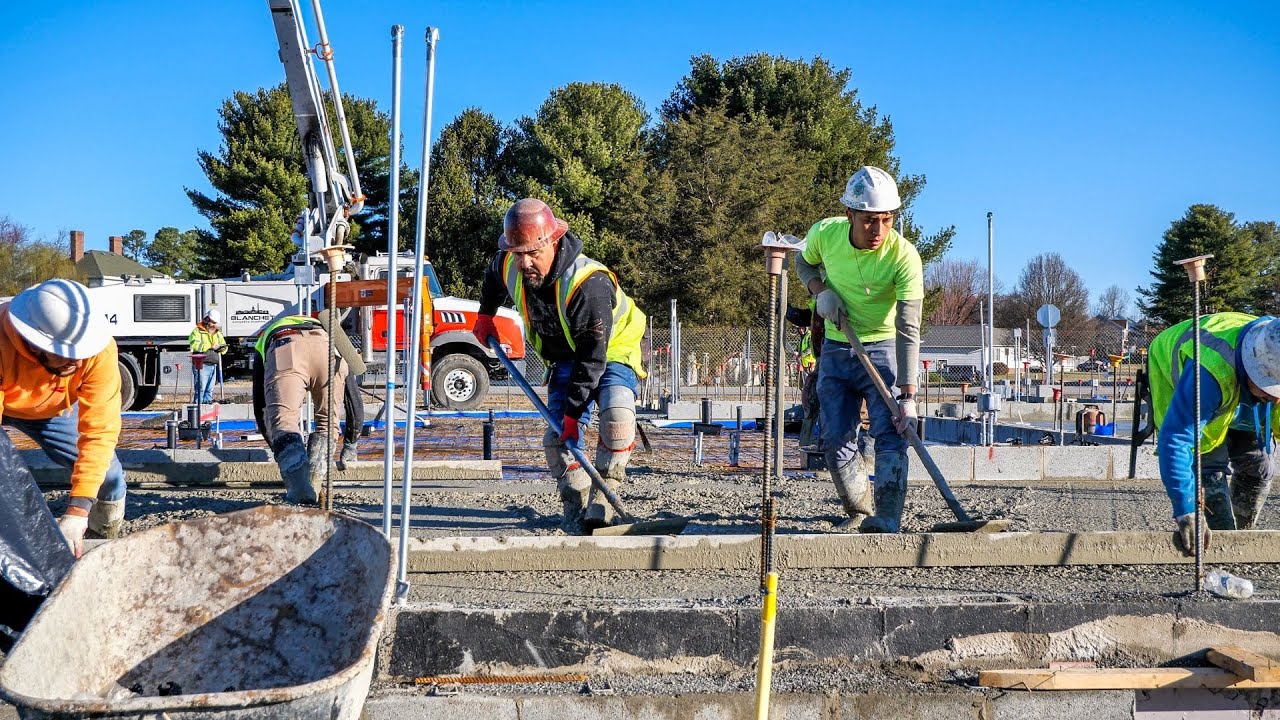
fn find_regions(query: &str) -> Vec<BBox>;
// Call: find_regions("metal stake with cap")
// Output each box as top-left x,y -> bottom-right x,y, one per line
1175,253 -> 1213,592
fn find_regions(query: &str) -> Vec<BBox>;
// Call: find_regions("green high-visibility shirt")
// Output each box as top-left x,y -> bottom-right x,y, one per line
801,217 -> 923,344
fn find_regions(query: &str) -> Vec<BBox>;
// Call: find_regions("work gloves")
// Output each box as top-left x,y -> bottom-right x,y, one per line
559,415 -> 581,447
57,511 -> 88,559
893,395 -> 917,434
473,313 -> 498,347
814,289 -> 845,326
1174,513 -> 1210,556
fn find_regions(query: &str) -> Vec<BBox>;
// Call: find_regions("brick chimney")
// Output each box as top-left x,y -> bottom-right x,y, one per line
70,230 -> 84,263
108,235 -> 123,256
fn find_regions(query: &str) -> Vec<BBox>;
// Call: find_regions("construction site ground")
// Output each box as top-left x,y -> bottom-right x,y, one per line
16,385 -> 1280,718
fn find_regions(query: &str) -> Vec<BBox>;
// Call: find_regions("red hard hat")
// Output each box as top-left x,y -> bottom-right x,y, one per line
499,198 -> 568,253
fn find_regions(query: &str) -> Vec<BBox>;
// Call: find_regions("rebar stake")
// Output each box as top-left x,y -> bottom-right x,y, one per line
1175,253 -> 1213,592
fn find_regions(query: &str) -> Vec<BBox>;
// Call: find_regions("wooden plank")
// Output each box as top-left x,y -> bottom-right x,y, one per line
978,667 -> 1280,690
1207,646 -> 1280,682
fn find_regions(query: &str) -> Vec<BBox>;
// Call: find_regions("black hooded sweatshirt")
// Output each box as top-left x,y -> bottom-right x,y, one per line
479,231 -> 617,419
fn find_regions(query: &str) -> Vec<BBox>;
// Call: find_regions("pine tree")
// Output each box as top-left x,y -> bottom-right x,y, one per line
1137,205 -> 1256,325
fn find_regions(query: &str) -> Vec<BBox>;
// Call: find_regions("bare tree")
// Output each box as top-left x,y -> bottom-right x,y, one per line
0,216 -> 83,296
997,252 -> 1090,339
1094,284 -> 1131,319
926,258 -> 983,325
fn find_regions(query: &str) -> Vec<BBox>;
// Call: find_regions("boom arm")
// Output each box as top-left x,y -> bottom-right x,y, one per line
267,0 -> 364,262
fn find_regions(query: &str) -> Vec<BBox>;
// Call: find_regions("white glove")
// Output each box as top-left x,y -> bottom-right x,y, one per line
814,289 -> 845,325
894,396 -> 917,434
57,513 -> 88,558
1174,513 -> 1209,556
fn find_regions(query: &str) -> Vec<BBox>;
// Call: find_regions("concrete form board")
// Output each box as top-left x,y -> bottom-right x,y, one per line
1178,600 -> 1280,634
1027,600 -> 1181,635
990,690 -> 1133,719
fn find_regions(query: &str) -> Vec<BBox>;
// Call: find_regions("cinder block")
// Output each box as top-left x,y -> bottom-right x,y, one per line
1042,446 -> 1112,480
910,447 -> 973,484
1135,688 -> 1251,718
841,692 -> 986,719
973,446 -> 1042,482
990,689 -> 1133,719
518,696 -> 629,720
364,695 -> 519,720
1112,445 -> 1160,480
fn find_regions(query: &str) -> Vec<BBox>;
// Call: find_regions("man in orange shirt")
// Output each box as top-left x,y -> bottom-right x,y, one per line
0,279 -> 125,556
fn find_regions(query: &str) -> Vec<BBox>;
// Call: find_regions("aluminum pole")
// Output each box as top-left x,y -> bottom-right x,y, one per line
382,24 -> 403,541
397,26 -> 438,602
1192,279 -> 1204,588
986,212 -> 995,446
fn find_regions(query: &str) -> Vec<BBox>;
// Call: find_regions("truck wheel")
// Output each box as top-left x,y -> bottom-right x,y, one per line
118,359 -> 138,411
431,353 -> 488,410
132,384 -> 159,410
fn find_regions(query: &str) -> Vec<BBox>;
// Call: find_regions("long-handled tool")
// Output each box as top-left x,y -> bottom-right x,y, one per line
487,338 -> 688,536
835,316 -> 1009,533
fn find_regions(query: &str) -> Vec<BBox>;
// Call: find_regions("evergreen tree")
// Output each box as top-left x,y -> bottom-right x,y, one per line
1137,204 -> 1256,325
187,84 -> 404,277
122,229 -> 147,261
146,226 -> 202,280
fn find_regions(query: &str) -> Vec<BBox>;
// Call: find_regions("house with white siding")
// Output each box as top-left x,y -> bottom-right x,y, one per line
920,325 -> 1023,379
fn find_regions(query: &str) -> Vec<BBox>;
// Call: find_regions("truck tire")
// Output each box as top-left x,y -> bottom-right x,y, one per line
118,359 -> 138,411
431,353 -> 488,410
132,384 -> 160,410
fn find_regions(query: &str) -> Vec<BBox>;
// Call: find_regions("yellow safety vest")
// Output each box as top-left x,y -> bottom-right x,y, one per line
502,252 -> 647,378
188,324 -> 226,354
254,315 -> 322,358
1148,312 -> 1280,453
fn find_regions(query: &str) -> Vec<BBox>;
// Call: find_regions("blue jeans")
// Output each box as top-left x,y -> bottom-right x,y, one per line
547,361 -> 639,442
3,407 -> 127,502
192,364 -> 217,404
818,339 -> 904,465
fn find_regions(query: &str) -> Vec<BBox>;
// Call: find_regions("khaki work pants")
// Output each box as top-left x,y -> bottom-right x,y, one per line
263,329 -> 348,444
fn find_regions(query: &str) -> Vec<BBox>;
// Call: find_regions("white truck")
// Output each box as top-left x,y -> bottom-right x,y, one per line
88,0 -> 526,411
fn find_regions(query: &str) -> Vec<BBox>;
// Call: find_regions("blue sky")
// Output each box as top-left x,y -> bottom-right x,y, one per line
1,1 -> 1276,315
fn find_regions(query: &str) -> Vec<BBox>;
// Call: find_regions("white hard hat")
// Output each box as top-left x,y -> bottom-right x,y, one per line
8,279 -> 110,360
1241,318 -> 1280,397
204,308 -> 221,324
840,166 -> 902,212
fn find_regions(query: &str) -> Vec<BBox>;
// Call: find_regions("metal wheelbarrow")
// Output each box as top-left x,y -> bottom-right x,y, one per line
0,506 -> 394,719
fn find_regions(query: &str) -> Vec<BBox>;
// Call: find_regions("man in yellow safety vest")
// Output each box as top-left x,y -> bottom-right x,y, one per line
473,199 -> 647,534
1147,312 -> 1279,554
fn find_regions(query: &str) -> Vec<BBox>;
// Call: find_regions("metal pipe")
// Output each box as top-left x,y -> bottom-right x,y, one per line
482,409 -> 494,460
382,24 -> 403,541
986,212 -> 996,446
669,299 -> 679,404
397,26 -> 439,602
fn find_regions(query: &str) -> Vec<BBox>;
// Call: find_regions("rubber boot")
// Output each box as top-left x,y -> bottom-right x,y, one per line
1232,471 -> 1272,531
88,499 -> 126,539
860,452 -> 908,534
582,476 -> 620,532
1202,471 -> 1237,530
557,469 -> 592,535
274,433 -> 316,505
830,453 -> 874,533
335,440 -> 358,472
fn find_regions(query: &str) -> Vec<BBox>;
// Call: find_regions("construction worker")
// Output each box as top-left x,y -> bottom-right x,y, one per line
251,308 -> 361,504
1147,312 -> 1279,554
473,198 -> 647,534
797,166 -> 924,533
188,308 -> 227,404
787,304 -> 821,448
0,279 -> 125,556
